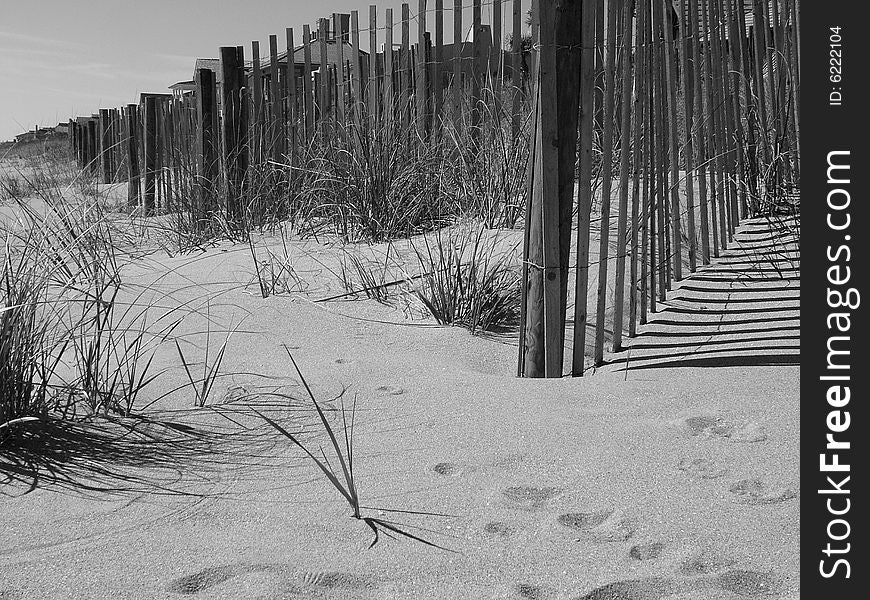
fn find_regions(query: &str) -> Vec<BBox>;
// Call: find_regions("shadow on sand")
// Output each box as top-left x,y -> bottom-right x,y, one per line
607,216 -> 800,372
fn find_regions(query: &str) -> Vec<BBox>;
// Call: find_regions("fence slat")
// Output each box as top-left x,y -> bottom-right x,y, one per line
570,0 -> 598,376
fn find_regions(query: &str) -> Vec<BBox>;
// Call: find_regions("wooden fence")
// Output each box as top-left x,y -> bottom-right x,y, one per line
67,0 -> 800,378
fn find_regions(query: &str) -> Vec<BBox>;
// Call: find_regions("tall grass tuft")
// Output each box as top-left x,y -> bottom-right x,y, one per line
412,226 -> 521,334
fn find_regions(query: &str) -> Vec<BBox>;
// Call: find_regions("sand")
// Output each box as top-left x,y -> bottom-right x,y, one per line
0,212 -> 799,599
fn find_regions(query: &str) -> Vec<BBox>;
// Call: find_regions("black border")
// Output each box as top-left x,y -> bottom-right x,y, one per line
801,2 -> 867,596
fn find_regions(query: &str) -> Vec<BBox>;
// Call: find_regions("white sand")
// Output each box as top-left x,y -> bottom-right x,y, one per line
0,214 -> 799,599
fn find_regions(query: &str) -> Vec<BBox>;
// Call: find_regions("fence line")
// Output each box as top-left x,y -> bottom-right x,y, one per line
68,0 -> 800,378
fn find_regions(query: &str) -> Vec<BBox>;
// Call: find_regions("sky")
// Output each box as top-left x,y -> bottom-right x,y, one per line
0,0 -> 531,142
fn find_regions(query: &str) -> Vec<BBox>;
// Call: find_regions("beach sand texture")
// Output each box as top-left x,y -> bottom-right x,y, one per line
1,216 -> 799,599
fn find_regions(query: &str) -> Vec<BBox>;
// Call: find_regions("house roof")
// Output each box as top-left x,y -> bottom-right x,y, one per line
193,58 -> 223,85
258,39 -> 368,73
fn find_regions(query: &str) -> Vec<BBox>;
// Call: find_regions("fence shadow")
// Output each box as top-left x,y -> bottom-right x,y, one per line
607,217 -> 800,372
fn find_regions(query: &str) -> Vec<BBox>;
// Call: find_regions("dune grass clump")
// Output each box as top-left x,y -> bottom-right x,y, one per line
0,173 -> 23,202
413,226 -> 521,334
1,198 -> 144,434
448,93 -> 531,230
288,120 -> 451,243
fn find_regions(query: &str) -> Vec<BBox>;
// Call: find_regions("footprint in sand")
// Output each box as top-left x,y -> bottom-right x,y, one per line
678,547 -> 738,576
483,521 -> 514,537
375,384 -> 406,396
673,415 -> 768,443
629,542 -> 665,561
433,462 -> 463,476
676,458 -> 728,479
502,486 -> 562,510
515,583 -> 546,599
577,576 -> 685,600
728,478 -> 797,505
711,569 -> 781,597
167,565 -> 269,594
577,569 -> 782,600
557,509 -> 635,542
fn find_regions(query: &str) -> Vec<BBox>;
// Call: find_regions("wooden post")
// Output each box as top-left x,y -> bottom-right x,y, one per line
434,0 -> 444,131
334,14 -> 347,133
511,0 -> 522,140
155,99 -> 166,211
662,0 -> 683,282
126,104 -> 140,209
713,0 -> 737,239
251,41 -> 264,166
700,0 -> 721,257
416,0 -> 429,141
689,0 -> 710,265
81,117 -> 89,170
113,108 -> 123,181
470,0 -> 482,145
269,34 -> 283,161
677,0 -> 697,272
401,3 -> 411,134
319,18 -> 330,140
491,0 -> 502,122
571,0 -> 598,375
645,22 -> 657,317
593,0 -> 604,136
519,0 -> 562,378
723,0 -> 748,218
99,108 -> 112,183
368,7 -> 379,127
220,45 -> 248,227
287,27 -> 298,164
705,0 -> 728,250
349,13 -> 362,130
385,8 -> 395,128
650,3 -> 668,300
303,25 -> 315,140
142,96 -> 157,215
785,0 -> 800,177
195,67 -> 218,208
452,0 -> 462,134
611,0 -> 635,352
736,0 -> 759,206
555,0 -> 584,354
592,0 -> 621,366
751,0 -> 772,172
628,0 -> 648,338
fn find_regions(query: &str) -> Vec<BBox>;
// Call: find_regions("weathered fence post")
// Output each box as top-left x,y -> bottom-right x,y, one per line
195,68 -> 218,209
570,0 -> 598,376
520,0 -> 583,379
142,95 -> 157,215
98,109 -> 111,183
220,45 -> 248,228
592,0 -> 620,366
126,104 -> 141,209
611,0 -> 635,352
511,0 -> 523,141
303,24 -> 315,140
269,34 -> 283,162
416,0 -> 429,141
452,0 -> 462,135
